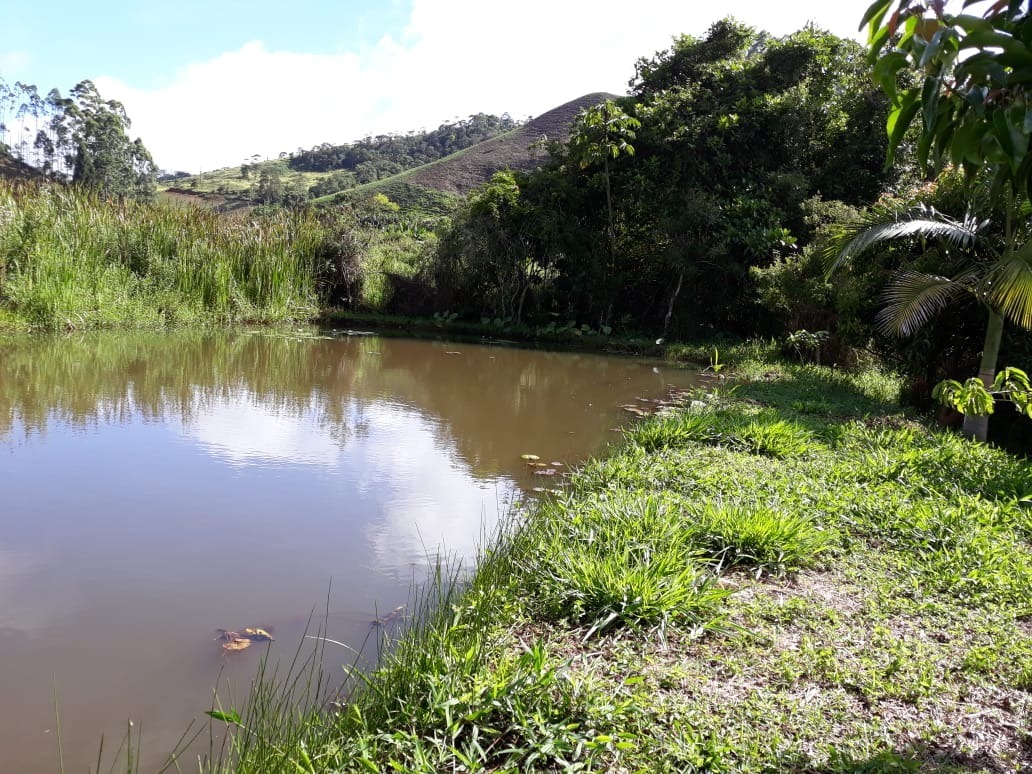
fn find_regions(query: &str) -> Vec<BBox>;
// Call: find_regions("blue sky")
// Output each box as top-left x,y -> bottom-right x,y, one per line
1,0 -> 877,171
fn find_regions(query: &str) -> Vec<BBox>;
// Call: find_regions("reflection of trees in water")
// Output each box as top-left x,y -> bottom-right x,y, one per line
0,331 -> 365,442
0,331 -> 687,477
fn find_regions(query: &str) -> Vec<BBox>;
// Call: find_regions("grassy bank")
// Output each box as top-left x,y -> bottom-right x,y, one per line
207,350 -> 1031,773
0,183 -> 325,331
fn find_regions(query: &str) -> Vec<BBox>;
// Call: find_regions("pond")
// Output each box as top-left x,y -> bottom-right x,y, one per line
0,329 -> 702,771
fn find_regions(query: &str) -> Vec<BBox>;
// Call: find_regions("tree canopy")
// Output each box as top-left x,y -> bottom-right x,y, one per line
0,77 -> 156,200
428,19 -> 896,335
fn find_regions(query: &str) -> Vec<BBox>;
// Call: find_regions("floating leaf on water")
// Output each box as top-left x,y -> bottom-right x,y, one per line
445,351 -> 462,355
242,627 -> 274,642
534,468 -> 558,476
216,626 -> 274,646
520,453 -> 541,461
550,462 -> 564,467
528,461 -> 548,468
221,637 -> 252,653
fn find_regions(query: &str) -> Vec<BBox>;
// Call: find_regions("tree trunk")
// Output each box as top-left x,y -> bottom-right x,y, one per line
662,269 -> 685,337
603,156 -> 615,263
514,280 -> 529,326
962,309 -> 1005,442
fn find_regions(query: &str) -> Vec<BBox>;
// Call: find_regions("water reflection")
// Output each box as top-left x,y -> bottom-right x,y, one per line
0,329 -> 699,773
183,386 -> 347,468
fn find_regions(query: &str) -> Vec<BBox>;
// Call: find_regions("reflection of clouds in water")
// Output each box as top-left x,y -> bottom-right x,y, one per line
177,386 -> 518,572
0,548 -> 70,633
181,387 -> 344,468
350,404 -> 518,573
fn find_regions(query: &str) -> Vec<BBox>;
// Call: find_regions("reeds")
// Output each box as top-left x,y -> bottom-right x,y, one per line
0,183 -> 329,329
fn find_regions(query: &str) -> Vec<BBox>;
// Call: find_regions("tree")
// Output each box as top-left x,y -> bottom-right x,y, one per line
568,99 -> 641,277
859,0 -> 1032,440
48,80 -> 157,199
255,168 -> 284,204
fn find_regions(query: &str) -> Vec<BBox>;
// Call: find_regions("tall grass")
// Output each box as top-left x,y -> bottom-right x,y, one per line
0,183 -> 333,329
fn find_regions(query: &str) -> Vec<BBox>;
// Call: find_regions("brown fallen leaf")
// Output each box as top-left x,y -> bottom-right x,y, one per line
221,637 -> 252,653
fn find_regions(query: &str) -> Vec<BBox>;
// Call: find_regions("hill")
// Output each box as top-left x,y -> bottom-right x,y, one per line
401,92 -> 616,196
162,94 -> 614,216
0,150 -> 48,183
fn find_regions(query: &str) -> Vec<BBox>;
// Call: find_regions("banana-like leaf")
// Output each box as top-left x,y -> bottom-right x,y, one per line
983,238 -> 1032,329
877,269 -> 971,336
825,205 -> 983,276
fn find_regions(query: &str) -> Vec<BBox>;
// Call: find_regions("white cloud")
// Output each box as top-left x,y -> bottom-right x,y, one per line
95,0 -> 873,172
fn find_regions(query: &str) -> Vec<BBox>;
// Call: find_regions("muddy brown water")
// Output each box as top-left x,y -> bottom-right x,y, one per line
0,330 -> 702,771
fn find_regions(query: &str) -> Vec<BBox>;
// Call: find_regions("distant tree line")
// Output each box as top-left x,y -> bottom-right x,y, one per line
0,77 -> 156,199
290,113 -> 521,184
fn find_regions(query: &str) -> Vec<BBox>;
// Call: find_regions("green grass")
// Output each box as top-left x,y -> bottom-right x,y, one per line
0,183 -> 337,330
200,356 -> 1032,773
164,158 -> 325,196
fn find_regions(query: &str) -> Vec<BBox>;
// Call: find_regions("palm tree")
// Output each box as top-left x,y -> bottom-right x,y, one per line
827,201 -> 1032,442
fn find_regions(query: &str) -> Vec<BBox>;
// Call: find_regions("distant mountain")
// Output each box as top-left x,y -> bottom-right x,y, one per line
159,93 -> 616,216
324,93 -> 616,214
402,92 -> 616,195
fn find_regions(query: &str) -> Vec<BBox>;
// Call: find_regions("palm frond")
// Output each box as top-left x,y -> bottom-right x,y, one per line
877,269 -> 971,336
984,237 -> 1032,330
825,205 -> 983,277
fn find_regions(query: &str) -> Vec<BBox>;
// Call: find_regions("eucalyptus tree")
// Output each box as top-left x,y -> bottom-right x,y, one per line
853,0 -> 1032,439
36,80 -> 157,199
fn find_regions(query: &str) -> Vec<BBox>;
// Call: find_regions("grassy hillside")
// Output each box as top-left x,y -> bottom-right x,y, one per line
327,92 -> 616,209
163,94 -> 614,216
404,92 -> 615,195
158,158 -> 319,197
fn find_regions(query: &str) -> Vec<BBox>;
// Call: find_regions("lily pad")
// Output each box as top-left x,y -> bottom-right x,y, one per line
520,454 -> 541,461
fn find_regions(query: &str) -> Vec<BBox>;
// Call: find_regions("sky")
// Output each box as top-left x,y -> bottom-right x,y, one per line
0,0 -> 878,172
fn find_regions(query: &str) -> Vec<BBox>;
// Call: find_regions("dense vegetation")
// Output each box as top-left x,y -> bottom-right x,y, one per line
422,22 -> 897,338
0,183 -> 365,329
